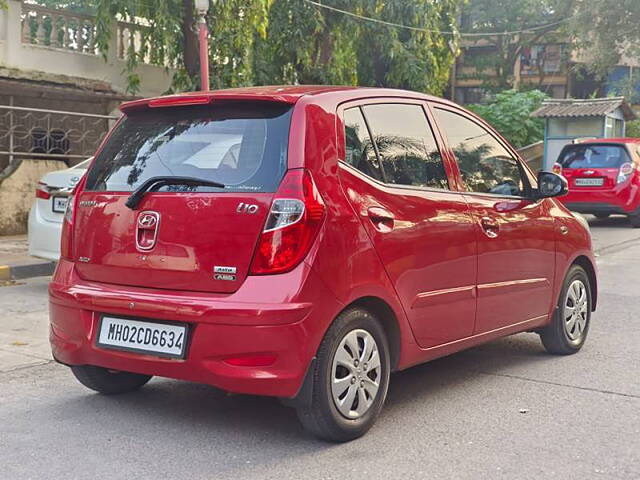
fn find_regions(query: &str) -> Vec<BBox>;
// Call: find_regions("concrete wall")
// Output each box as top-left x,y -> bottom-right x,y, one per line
0,0 -> 173,97
0,0 -> 175,235
0,159 -> 66,235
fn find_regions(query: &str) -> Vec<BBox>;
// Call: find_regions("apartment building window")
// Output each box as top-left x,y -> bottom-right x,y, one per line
520,45 -> 566,76
455,87 -> 489,105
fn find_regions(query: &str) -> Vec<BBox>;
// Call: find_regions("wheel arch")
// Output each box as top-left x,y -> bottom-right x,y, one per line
571,255 -> 598,311
287,294 -> 403,408
342,296 -> 402,372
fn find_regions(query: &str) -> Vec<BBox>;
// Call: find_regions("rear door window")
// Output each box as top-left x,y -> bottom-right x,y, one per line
362,104 -> 449,190
558,144 -> 631,169
85,102 -> 292,193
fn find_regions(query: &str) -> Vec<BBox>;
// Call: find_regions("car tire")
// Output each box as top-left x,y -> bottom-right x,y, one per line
539,265 -> 592,355
296,307 -> 391,442
629,212 -> 640,228
71,365 -> 152,395
593,213 -> 610,219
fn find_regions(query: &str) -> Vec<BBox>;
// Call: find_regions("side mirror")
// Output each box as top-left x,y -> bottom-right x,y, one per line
535,171 -> 568,199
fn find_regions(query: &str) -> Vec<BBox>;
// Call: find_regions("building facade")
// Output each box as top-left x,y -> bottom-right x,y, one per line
450,38 -> 640,107
0,0 -> 174,234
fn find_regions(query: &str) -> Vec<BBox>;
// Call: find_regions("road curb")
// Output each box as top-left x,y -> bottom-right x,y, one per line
0,262 -> 56,281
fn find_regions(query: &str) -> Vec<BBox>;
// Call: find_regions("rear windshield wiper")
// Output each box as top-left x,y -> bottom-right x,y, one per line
125,176 -> 225,210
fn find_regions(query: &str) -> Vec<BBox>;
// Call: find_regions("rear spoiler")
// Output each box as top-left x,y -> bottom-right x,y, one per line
120,91 -> 299,114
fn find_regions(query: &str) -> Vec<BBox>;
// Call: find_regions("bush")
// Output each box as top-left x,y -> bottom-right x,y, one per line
468,90 -> 548,149
626,119 -> 640,138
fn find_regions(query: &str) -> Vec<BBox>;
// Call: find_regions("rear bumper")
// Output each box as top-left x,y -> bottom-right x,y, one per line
563,202 -> 630,215
49,259 -> 341,398
560,184 -> 640,214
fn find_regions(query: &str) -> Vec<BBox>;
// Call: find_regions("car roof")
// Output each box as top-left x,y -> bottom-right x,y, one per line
578,138 -> 640,145
119,85 -> 451,113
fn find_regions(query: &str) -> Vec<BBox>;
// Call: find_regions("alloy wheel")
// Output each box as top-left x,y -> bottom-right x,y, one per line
330,329 -> 382,419
564,279 -> 588,343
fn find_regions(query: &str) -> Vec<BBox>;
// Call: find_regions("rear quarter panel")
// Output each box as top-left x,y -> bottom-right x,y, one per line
292,96 -> 420,369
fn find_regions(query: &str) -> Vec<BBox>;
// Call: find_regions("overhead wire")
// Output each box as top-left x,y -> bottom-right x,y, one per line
303,0 -> 577,38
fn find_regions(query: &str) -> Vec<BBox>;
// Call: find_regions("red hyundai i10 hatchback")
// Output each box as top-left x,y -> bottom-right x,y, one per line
49,86 -> 597,442
554,138 -> 640,227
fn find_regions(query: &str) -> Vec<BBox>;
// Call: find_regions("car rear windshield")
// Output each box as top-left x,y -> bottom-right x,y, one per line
558,144 -> 631,169
84,102 -> 292,193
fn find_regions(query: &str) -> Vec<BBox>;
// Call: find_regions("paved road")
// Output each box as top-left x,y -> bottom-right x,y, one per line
1,216 -> 639,479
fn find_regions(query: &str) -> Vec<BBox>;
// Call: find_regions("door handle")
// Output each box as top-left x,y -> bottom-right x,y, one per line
480,216 -> 499,238
367,206 -> 394,232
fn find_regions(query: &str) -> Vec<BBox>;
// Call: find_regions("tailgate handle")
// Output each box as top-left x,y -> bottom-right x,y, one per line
367,206 -> 394,232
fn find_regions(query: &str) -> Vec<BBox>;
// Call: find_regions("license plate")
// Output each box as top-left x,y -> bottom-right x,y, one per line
574,178 -> 604,187
52,196 -> 68,213
97,316 -> 188,359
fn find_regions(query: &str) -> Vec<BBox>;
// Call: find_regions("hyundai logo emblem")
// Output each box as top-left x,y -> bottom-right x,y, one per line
136,211 -> 160,251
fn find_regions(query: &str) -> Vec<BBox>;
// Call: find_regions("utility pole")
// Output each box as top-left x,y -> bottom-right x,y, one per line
195,0 -> 210,91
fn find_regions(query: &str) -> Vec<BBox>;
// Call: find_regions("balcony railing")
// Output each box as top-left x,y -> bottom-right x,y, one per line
117,21 -> 167,66
21,4 -> 98,54
20,2 -> 167,66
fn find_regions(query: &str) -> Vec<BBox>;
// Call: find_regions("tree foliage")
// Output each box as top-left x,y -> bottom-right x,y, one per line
29,0 -> 463,96
626,120 -> 640,139
256,0 -> 462,94
90,0 -> 271,93
468,89 -> 548,148
571,0 -> 640,76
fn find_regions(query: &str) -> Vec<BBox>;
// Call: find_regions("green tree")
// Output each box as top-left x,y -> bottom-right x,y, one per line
571,0 -> 640,75
607,74 -> 640,105
92,0 -> 270,93
27,0 -> 463,96
26,0 -> 270,93
255,0 -> 463,95
460,0 -> 574,90
468,89 -> 548,148
626,120 -> 640,139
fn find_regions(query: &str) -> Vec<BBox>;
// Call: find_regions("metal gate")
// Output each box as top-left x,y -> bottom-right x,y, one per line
0,104 -> 118,176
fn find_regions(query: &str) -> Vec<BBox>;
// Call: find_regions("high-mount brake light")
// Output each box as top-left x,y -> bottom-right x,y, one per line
249,169 -> 325,275
148,96 -> 212,108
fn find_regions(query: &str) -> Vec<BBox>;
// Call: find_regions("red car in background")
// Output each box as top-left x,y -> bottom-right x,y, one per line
554,138 -> 640,227
49,86 -> 596,442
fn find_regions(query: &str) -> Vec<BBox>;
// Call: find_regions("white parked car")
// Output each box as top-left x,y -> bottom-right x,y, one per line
28,158 -> 91,261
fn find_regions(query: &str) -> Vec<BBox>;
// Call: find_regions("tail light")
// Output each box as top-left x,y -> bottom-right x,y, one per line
617,162 -> 635,184
249,169 -> 325,275
35,182 -> 51,200
552,163 -> 563,175
60,180 -> 84,260
59,196 -> 74,260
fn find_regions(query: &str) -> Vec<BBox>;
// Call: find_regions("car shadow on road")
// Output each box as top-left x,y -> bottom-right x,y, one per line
585,214 -> 631,229
50,333 -> 555,455
384,333 -> 553,410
